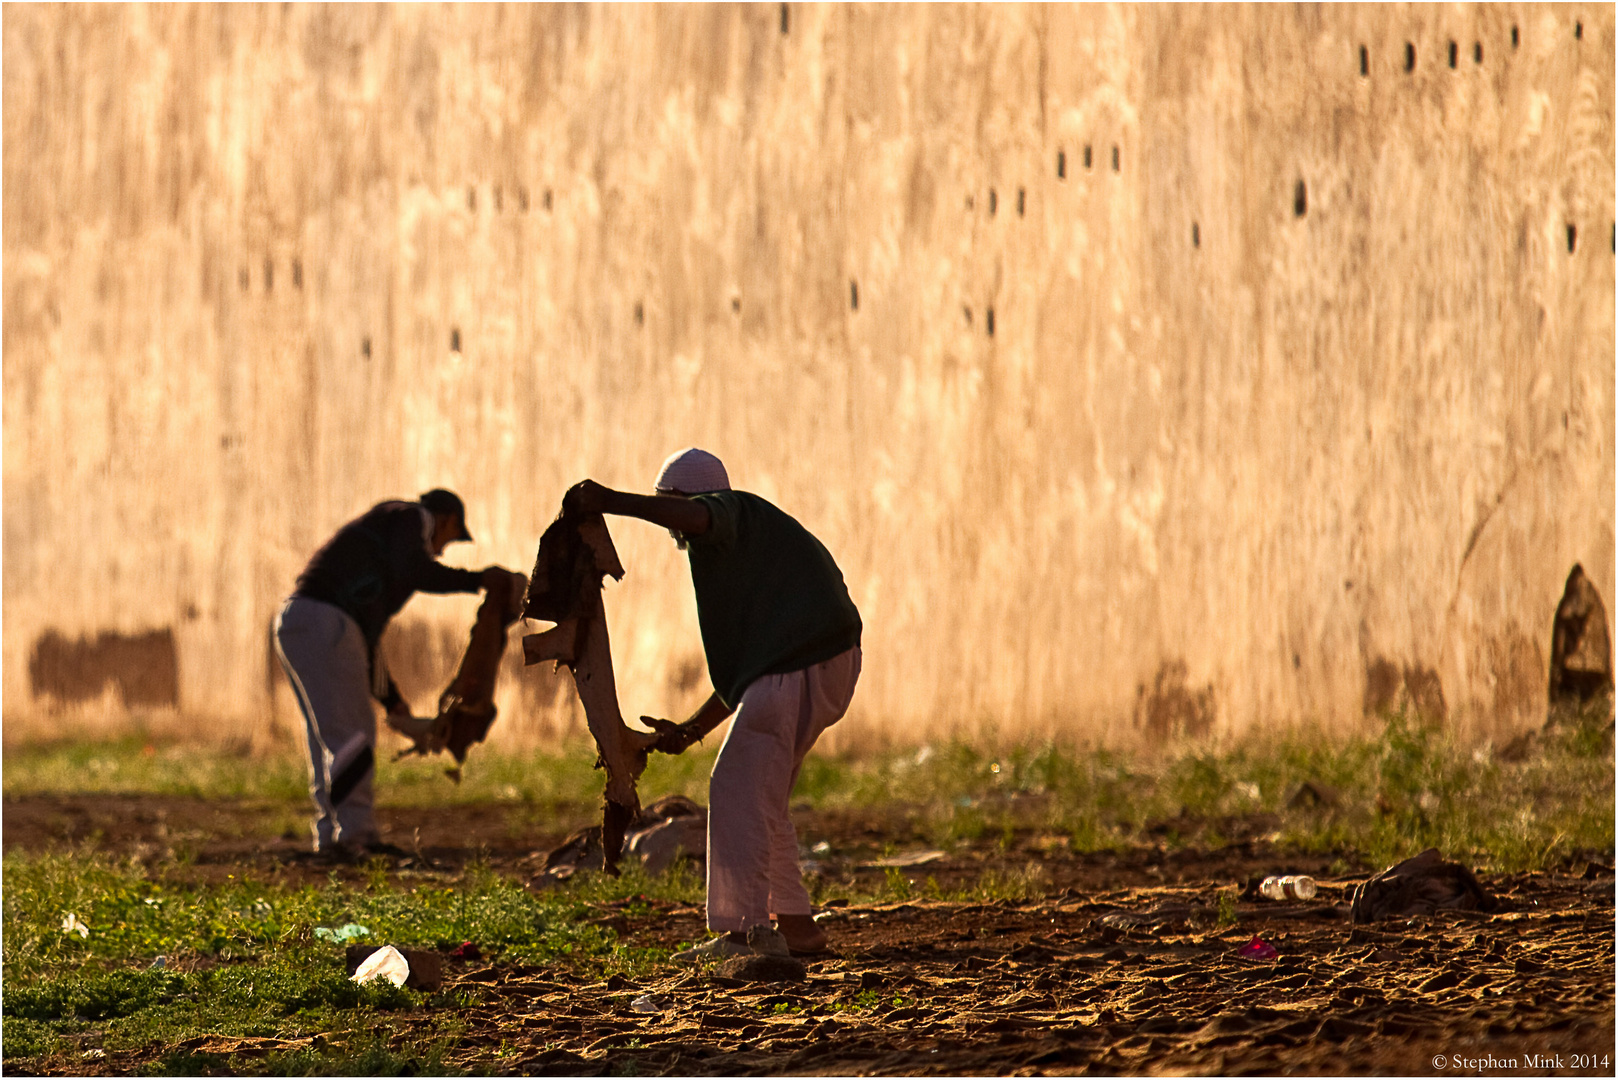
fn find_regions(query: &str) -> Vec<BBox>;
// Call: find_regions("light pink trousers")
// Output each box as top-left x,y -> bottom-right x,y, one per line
706,646 -> 861,932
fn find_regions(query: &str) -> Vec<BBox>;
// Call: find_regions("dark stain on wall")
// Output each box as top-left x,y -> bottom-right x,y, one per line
1364,656 -> 1447,722
1135,660 -> 1216,739
29,627 -> 180,708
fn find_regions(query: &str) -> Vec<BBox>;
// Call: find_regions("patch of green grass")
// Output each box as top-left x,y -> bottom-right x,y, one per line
1,737 -> 310,801
0,733 -> 721,813
12,709 -> 1610,877
1,849 -> 701,1070
799,712 -> 1613,874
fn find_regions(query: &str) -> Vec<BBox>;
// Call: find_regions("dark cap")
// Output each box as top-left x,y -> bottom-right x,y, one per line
419,488 -> 473,542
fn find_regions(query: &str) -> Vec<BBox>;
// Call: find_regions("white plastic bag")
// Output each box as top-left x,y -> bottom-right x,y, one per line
350,945 -> 410,987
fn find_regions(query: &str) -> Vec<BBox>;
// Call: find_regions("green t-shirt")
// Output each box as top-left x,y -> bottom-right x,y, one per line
686,490 -> 862,708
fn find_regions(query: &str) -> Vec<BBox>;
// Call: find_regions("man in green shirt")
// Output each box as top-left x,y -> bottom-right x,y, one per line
569,448 -> 862,957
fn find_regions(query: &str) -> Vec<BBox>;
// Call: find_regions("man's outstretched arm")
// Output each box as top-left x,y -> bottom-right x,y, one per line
566,480 -> 711,537
643,691 -> 735,755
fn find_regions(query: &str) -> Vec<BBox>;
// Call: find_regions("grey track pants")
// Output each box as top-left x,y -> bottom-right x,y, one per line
273,596 -> 379,851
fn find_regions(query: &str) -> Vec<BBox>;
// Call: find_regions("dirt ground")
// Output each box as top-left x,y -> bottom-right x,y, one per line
5,792 -> 1615,1077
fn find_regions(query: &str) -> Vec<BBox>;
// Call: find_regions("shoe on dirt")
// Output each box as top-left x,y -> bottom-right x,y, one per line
672,935 -> 753,962
746,924 -> 792,957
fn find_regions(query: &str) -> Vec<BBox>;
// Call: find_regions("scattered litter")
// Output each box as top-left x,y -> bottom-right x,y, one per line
81,1049 -> 106,1061
142,897 -> 162,907
811,840 -> 832,855
1259,875 -> 1318,901
630,993 -> 671,1013
1350,848 -> 1497,923
1237,936 -> 1279,961
314,922 -> 370,944
351,945 -> 410,987
345,944 -> 444,992
149,955 -> 166,971
450,941 -> 482,961
865,849 -> 947,868
61,912 -> 89,938
1096,903 -> 1215,931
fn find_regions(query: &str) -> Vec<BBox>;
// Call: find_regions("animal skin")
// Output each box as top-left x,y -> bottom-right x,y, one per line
1349,848 -> 1497,923
523,506 -> 658,871
390,568 -> 527,778
437,569 -> 528,772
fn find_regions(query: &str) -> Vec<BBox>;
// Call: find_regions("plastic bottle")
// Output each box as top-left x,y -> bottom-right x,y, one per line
1259,874 -> 1317,901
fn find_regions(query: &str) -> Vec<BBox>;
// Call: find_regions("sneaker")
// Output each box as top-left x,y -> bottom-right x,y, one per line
671,935 -> 753,963
745,924 -> 792,957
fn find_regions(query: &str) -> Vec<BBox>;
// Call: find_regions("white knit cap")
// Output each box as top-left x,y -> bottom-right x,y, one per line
654,447 -> 730,494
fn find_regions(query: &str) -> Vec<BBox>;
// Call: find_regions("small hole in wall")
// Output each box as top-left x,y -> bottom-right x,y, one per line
850,281 -> 859,310
1511,25 -> 1518,48
362,337 -> 371,359
986,307 -> 995,337
1448,40 -> 1457,68
1192,222 -> 1200,248
731,297 -> 741,314
543,189 -> 553,211
989,189 -> 997,215
494,186 -> 503,212
1057,151 -> 1066,179
1359,45 -> 1368,75
1575,21 -> 1582,40
519,187 -> 530,211
1405,42 -> 1416,71
451,328 -> 461,352
1084,145 -> 1092,169
239,269 -> 249,292
292,260 -> 302,288
780,3 -> 789,34
963,306 -> 972,327
264,258 -> 273,292
467,186 -> 476,212
1017,188 -> 1025,216
634,302 -> 644,325
1474,41 -> 1482,63
1111,145 -> 1119,171
1294,180 -> 1308,216
1567,224 -> 1577,253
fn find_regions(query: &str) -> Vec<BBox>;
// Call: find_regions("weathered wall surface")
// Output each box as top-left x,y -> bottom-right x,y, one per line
4,3 -> 1612,750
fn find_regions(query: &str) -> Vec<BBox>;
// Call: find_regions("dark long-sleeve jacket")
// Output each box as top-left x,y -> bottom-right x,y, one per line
293,500 -> 482,706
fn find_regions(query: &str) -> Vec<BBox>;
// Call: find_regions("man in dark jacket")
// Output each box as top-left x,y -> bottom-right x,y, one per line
274,489 -> 510,856
569,449 -> 862,957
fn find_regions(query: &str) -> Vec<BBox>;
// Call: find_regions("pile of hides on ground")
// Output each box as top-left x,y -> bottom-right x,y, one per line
1350,848 -> 1498,922
531,795 -> 707,885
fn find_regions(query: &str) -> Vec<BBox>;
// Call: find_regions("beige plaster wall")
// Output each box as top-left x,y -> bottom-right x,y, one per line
4,3 -> 1612,749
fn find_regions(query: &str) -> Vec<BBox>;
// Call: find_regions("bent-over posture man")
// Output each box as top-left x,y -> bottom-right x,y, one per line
274,489 -> 511,857
569,448 -> 862,957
